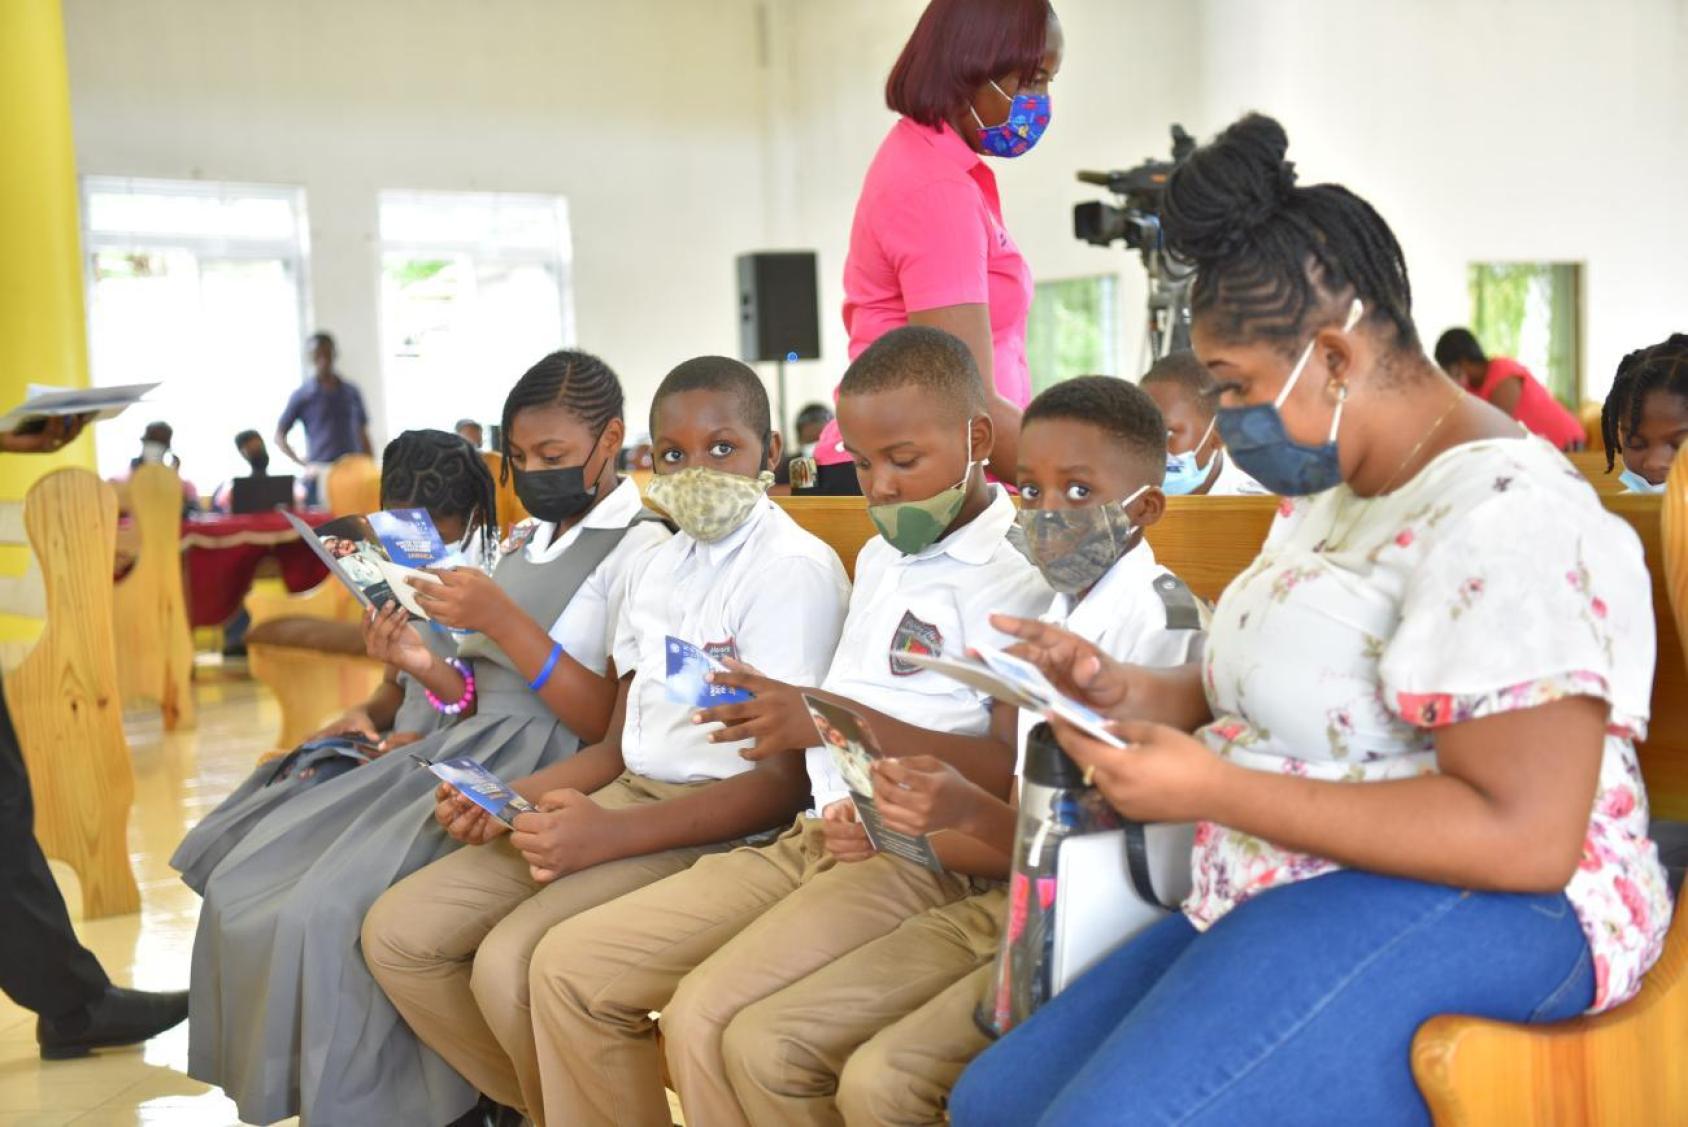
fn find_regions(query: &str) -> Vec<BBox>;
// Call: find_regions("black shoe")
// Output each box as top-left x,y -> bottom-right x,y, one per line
36,986 -> 190,1060
444,1095 -> 526,1127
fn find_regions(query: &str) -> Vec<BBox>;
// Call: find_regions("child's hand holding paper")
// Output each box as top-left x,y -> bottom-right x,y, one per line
409,566 -> 512,633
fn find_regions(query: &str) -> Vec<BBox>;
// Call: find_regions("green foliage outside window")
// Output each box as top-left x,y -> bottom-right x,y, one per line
1028,275 -> 1120,395
1468,262 -> 1582,406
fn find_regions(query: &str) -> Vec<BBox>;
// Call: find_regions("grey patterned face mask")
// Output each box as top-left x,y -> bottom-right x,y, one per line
1010,486 -> 1149,596
644,466 -> 775,543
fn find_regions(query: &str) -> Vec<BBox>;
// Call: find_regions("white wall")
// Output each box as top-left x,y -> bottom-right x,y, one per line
63,0 -> 773,441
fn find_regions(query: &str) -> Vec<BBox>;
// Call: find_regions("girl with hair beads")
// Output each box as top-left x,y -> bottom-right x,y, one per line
952,114 -> 1668,1126
186,350 -> 670,1127
170,429 -> 497,890
1600,334 -> 1688,493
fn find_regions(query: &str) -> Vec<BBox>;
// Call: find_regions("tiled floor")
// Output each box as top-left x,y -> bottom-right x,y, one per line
0,671 -> 299,1127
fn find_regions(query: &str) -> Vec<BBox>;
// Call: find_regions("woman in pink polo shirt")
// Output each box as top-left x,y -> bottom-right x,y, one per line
806,0 -> 1064,494
1434,327 -> 1586,450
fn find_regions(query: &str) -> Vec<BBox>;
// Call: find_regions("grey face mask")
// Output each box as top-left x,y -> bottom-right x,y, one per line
1009,485 -> 1149,596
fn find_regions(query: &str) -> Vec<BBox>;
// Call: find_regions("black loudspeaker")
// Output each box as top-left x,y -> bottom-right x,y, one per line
737,251 -> 821,363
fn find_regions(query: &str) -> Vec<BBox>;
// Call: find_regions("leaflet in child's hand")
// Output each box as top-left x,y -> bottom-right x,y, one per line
287,508 -> 467,625
800,694 -> 944,872
898,645 -> 1126,749
665,636 -> 754,708
411,754 -> 535,828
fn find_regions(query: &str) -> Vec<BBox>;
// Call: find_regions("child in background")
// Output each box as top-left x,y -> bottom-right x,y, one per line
1140,350 -> 1269,496
740,376 -> 1207,1125
362,357 -> 850,1127
187,350 -> 670,1127
1600,333 -> 1688,494
520,325 -> 1052,1127
171,429 -> 498,891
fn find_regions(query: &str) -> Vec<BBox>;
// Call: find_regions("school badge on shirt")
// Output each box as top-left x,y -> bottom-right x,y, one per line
888,610 -> 943,677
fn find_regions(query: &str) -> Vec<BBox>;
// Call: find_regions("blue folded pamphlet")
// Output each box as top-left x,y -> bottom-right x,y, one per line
664,635 -> 754,708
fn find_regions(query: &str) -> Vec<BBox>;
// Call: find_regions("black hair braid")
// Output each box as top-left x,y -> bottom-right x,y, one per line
1162,113 -> 1418,354
380,429 -> 498,546
1602,334 -> 1688,471
499,349 -> 626,484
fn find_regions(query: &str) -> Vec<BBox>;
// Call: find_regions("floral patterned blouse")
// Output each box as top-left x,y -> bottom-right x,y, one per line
1186,434 -> 1671,1012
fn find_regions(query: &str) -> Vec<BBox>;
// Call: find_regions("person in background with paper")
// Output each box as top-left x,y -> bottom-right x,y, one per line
951,114 -> 1668,1126
171,429 -> 501,891
0,410 -> 193,1060
276,331 -> 373,503
793,376 -> 1203,1124
522,326 -> 1050,1127
186,352 -> 669,1127
362,356 -> 849,1127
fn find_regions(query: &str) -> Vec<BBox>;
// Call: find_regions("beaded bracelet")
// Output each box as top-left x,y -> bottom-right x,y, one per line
425,658 -> 476,716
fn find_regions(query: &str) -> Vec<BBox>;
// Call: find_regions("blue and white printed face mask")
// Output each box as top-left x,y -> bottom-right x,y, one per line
1619,467 -> 1666,494
1214,299 -> 1365,497
971,81 -> 1051,158
1163,418 -> 1217,496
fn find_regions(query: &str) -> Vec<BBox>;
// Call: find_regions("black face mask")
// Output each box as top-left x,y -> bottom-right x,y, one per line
246,451 -> 271,476
513,439 -> 608,523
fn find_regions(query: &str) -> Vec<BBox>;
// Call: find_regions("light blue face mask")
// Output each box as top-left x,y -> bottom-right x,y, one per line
1619,467 -> 1666,494
1163,418 -> 1217,496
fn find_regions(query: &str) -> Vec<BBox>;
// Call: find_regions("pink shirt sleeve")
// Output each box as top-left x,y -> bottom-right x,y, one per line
876,179 -> 991,313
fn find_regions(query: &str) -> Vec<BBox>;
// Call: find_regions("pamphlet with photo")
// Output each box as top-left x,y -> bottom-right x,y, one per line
898,644 -> 1126,749
286,508 -> 461,621
665,636 -> 754,708
412,754 -> 535,828
800,694 -> 943,872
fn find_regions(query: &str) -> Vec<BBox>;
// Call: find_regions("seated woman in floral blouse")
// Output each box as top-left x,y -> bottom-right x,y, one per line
949,113 -> 1671,1127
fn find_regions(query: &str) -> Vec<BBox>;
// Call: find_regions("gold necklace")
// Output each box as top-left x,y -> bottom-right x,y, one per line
1326,389 -> 1466,549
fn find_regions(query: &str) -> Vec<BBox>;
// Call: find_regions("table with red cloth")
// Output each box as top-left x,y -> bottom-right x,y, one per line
181,511 -> 334,628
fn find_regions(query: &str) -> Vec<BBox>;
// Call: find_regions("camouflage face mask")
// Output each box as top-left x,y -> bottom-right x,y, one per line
868,422 -> 979,556
644,466 -> 775,543
1010,485 -> 1149,596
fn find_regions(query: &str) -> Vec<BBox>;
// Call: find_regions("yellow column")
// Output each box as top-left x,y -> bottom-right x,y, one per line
0,0 -> 92,573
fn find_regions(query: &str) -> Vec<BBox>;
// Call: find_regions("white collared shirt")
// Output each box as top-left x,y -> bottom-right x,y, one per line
514,477 -> 672,675
809,488 -> 1052,810
614,495 -> 850,784
1208,449 -> 1270,496
1014,538 -> 1207,772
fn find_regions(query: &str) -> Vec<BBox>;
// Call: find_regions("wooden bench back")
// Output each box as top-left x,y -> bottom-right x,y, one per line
483,451 -> 530,534
1569,449 -> 1625,494
771,494 -> 1277,604
1611,491 -> 1688,820
324,453 -> 381,517
3,468 -> 139,918
112,463 -> 195,729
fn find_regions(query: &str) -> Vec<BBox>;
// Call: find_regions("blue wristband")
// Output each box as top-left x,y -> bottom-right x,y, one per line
529,642 -> 564,692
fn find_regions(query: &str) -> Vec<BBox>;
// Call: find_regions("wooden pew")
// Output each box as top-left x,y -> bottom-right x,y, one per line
243,579 -> 382,752
771,494 -> 1277,602
1579,401 -> 1603,451
112,463 -> 196,729
324,453 -> 381,517
3,469 -> 140,918
1411,483 -> 1688,1123
1567,449 -> 1624,495
484,450 -> 529,533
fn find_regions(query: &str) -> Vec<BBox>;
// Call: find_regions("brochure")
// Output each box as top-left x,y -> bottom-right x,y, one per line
800,694 -> 944,872
898,644 -> 1127,749
264,734 -> 379,784
0,381 -> 160,434
285,508 -> 454,620
665,636 -> 754,708
412,754 -> 535,828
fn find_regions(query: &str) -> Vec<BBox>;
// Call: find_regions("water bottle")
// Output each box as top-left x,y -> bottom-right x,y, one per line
978,721 -> 1122,1037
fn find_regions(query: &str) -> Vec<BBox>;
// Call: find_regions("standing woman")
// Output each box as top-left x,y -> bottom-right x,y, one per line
950,114 -> 1670,1125
807,0 -> 1062,492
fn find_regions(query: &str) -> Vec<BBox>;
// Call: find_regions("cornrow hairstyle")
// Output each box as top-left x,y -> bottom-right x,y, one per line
380,429 -> 498,548
1024,375 -> 1168,483
1601,333 -> 1688,472
1433,328 -> 1486,370
650,356 -> 772,454
1161,113 -> 1419,356
839,325 -> 988,420
1140,350 -> 1220,420
499,349 -> 626,484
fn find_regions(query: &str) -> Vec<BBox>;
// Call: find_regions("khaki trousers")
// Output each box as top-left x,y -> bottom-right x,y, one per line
723,887 -> 1005,1127
360,772 -> 725,1125
528,816 -> 974,1127
839,960 -> 995,1125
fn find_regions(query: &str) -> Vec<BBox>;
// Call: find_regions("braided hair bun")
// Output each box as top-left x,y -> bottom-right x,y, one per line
1162,113 -> 1418,352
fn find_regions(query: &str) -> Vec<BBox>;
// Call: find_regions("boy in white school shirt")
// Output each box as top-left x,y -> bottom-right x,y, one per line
362,357 -> 850,1126
521,326 -> 1052,1127
754,376 -> 1207,1126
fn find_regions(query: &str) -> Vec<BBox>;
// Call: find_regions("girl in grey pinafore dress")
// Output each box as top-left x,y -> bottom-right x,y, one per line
186,518 -> 649,1127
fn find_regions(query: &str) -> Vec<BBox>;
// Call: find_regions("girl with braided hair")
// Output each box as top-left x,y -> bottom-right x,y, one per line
171,430 -> 498,892
953,114 -> 1668,1125
1600,333 -> 1688,493
184,351 -> 670,1127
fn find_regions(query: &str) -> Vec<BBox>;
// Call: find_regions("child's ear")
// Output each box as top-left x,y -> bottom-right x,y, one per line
1132,485 -> 1167,528
970,412 -> 995,465
764,430 -> 784,470
599,417 -> 627,460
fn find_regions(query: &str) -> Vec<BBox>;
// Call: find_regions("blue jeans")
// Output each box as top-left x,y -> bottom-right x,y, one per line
950,870 -> 1593,1126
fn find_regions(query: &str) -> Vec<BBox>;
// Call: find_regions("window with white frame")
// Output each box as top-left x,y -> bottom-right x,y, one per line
378,191 -> 574,439
82,177 -> 311,492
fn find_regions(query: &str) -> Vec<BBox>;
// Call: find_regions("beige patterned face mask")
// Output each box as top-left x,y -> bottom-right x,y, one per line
644,466 -> 775,543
